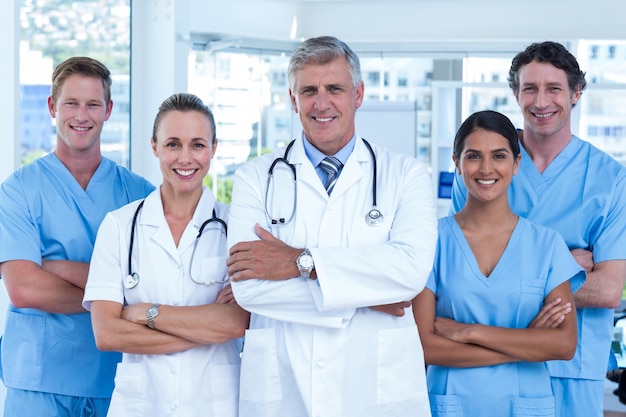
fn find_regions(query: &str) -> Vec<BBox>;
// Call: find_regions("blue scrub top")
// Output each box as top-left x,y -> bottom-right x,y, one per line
0,153 -> 154,398
451,135 -> 626,380
426,216 -> 584,416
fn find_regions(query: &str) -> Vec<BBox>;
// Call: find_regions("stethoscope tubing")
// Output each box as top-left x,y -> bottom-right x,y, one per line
265,138 -> 383,227
125,200 -> 227,288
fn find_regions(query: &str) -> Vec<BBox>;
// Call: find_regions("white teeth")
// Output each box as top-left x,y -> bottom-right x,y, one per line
73,127 -> 90,131
535,112 -> 555,118
316,117 -> 333,122
175,169 -> 195,177
477,179 -> 496,185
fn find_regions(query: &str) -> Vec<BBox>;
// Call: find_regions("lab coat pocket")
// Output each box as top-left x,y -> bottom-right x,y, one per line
429,394 -> 461,417
196,256 -> 228,285
108,361 -> 143,416
377,326 -> 425,404
239,328 -> 283,403
513,396 -> 555,416
210,364 -> 240,416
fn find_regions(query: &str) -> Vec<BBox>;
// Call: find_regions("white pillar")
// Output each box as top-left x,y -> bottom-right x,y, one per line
130,0 -> 191,185
0,0 -> 20,182
0,2 -> 20,410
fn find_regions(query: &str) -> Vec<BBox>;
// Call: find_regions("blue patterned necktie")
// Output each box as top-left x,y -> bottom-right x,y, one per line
319,156 -> 343,195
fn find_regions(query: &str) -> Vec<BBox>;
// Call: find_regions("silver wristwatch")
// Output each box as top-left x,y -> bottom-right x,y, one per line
146,303 -> 161,329
296,248 -> 315,279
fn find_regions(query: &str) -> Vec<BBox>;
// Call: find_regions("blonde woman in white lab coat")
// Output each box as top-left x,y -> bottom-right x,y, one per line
227,36 -> 437,417
83,93 -> 249,417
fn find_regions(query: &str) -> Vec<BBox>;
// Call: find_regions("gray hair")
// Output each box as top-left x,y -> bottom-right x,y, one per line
288,36 -> 362,90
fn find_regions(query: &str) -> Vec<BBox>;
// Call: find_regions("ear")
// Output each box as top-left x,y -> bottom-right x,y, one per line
512,88 -> 521,105
151,138 -> 158,157
354,81 -> 364,109
47,96 -> 56,119
571,86 -> 582,106
211,139 -> 219,160
289,89 -> 298,113
512,153 -> 522,176
104,100 -> 113,121
452,154 -> 461,175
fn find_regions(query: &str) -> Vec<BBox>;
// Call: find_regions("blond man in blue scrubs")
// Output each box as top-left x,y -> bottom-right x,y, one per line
0,57 -> 154,416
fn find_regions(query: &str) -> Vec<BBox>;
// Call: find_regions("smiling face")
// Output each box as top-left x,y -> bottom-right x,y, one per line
514,60 -> 580,141
289,57 -> 364,155
48,74 -> 112,156
454,128 -> 520,204
151,110 -> 216,197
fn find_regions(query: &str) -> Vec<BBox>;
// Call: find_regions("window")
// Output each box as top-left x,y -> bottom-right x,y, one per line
367,71 -> 380,85
578,40 -> 626,165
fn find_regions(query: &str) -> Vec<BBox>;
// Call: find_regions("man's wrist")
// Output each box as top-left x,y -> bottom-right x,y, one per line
296,248 -> 315,279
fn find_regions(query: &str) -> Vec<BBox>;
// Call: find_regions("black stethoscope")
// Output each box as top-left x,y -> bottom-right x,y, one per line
123,199 -> 228,289
264,138 -> 383,227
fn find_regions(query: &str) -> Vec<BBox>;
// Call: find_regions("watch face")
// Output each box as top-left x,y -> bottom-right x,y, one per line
148,306 -> 158,317
299,255 -> 314,269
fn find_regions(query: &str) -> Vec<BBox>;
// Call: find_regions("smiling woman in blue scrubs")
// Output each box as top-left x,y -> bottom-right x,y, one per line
413,110 -> 585,417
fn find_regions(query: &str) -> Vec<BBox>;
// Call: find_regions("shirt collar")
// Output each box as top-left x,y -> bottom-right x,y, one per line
301,132 -> 357,167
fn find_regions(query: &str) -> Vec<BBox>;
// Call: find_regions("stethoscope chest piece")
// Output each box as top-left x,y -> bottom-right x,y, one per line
124,272 -> 139,289
366,207 -> 384,227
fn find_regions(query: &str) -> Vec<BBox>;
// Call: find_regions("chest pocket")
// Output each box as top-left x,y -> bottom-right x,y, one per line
519,278 -> 546,326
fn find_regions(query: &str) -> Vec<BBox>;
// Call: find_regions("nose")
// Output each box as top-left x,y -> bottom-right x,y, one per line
178,145 -> 192,163
534,88 -> 549,109
74,105 -> 89,122
313,89 -> 331,110
479,156 -> 493,172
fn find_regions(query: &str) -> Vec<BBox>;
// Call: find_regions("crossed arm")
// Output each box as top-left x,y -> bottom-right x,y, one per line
413,281 -> 577,368
227,223 -> 413,317
0,259 -> 89,314
569,249 -> 626,309
90,285 -> 250,355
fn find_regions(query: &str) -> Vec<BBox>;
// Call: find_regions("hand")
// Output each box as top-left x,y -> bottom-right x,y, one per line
571,248 -> 594,273
121,302 -> 151,325
369,300 -> 412,317
528,297 -> 572,329
433,316 -> 471,343
215,284 -> 237,304
227,224 -> 301,282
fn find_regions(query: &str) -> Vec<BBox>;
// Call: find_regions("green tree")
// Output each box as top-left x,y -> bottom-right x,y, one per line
203,175 -> 233,204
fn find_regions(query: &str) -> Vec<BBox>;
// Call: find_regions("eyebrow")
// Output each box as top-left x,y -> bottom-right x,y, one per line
464,147 -> 511,154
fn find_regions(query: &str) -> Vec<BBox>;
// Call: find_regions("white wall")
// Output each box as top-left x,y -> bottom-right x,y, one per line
0,285 -> 6,414
189,0 -> 626,52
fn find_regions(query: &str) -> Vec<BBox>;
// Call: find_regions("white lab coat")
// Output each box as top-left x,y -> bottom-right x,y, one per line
228,136 -> 437,417
84,187 -> 241,417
